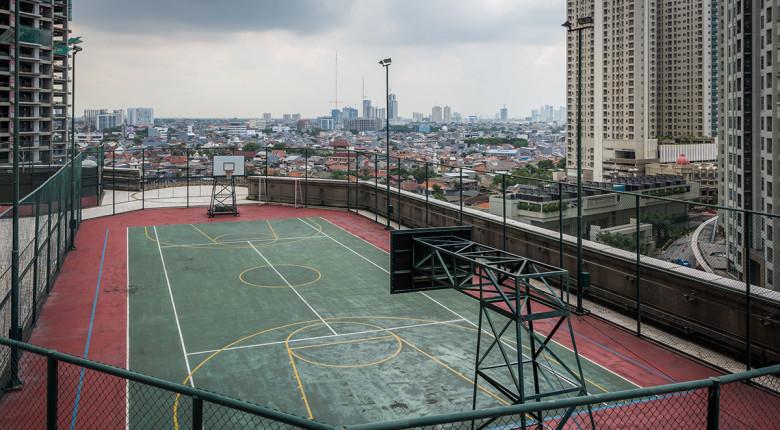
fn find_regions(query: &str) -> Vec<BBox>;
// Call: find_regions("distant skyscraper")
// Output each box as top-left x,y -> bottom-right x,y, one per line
565,0 -> 715,181
376,108 -> 386,121
362,99 -> 373,118
342,106 -> 358,120
127,108 -> 155,127
431,106 -> 443,123
388,94 -> 399,120
84,109 -> 108,129
542,105 -> 553,123
263,113 -> 272,121
96,113 -> 118,131
331,109 -> 342,124
292,113 -> 302,121
500,105 -> 508,122
554,107 -> 567,124
443,106 -> 452,123
412,112 -> 424,122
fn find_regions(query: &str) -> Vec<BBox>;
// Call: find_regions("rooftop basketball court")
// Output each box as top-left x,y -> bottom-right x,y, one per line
128,215 -> 636,425
3,203 -> 778,428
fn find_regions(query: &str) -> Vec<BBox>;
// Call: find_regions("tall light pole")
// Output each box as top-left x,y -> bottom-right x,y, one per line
563,16 -> 593,314
69,42 -> 82,249
8,0 -> 22,389
379,58 -> 392,229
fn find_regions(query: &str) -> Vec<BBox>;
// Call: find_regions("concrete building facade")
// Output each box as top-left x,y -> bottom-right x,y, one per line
0,0 -> 70,165
718,0 -> 780,290
127,107 -> 154,127
566,0 -> 716,181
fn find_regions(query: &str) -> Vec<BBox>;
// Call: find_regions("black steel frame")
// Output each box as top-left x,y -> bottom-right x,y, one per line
410,234 -> 592,429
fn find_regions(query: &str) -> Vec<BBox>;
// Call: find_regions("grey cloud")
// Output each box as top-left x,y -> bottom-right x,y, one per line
352,1 -> 564,47
75,0 -> 355,35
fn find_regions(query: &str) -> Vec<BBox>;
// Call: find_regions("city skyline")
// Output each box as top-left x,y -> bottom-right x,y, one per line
72,0 -> 565,118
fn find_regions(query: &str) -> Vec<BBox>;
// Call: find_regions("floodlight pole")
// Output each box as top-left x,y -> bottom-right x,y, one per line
564,17 -> 593,314
69,45 -> 82,249
380,58 -> 392,229
8,0 -> 22,389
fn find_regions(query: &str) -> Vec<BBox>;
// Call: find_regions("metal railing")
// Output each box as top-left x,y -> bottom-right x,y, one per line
85,145 -> 780,370
0,154 -> 82,390
0,336 -> 778,429
0,337 -> 332,430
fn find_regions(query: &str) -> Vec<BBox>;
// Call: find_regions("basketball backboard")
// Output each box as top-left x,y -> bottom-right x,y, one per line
390,226 -> 472,294
213,155 -> 245,177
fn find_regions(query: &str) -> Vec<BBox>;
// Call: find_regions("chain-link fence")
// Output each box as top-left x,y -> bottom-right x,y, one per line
0,337 -> 335,430
0,154 -> 81,391
0,337 -> 778,429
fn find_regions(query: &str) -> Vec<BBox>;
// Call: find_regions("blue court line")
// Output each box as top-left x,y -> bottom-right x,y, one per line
69,229 -> 109,430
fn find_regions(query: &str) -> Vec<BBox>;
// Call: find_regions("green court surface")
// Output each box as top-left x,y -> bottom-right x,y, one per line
127,216 -> 636,427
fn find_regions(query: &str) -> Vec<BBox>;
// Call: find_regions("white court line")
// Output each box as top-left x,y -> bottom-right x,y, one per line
247,241 -> 338,336
160,235 -> 326,249
187,318 -> 466,356
314,216 -> 642,390
298,218 -> 389,274
153,226 -> 196,387
125,228 -> 130,430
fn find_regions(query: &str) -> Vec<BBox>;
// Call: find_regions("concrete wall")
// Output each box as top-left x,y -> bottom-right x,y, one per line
248,176 -> 780,364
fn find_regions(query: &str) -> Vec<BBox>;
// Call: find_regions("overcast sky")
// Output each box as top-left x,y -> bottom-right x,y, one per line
72,0 -> 566,119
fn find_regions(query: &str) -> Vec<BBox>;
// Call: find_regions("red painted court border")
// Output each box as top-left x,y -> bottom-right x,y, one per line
0,203 -> 777,428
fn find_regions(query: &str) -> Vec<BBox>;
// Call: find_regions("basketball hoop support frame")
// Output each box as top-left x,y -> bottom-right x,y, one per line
392,229 -> 594,429
208,171 -> 239,217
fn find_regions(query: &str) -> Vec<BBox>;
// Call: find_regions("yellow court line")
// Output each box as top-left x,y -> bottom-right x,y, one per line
172,319 -> 319,430
143,226 -> 175,246
190,224 -> 218,244
395,334 -> 510,406
291,335 -> 393,351
266,219 -> 279,240
286,344 -> 315,419
287,321 -> 404,369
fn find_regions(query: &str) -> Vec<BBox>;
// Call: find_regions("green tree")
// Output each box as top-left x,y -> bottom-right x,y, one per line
431,184 -> 446,201
330,170 -> 348,180
242,142 -> 260,152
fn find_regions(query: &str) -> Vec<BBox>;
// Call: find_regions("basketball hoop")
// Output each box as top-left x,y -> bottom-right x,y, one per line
225,167 -> 234,179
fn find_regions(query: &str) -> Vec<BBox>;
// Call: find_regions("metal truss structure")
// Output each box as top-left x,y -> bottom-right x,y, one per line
410,234 -> 593,429
208,176 -> 239,217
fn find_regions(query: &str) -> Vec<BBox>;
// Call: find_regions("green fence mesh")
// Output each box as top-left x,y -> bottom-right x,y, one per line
0,154 -> 81,390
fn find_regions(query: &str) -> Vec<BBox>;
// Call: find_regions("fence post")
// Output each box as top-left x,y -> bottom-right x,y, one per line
635,194 -> 641,336
304,146 -> 308,208
141,148 -> 145,210
706,378 -> 721,430
558,182 -> 563,270
46,182 -> 53,292
112,150 -> 116,215
397,157 -> 401,228
186,149 -> 190,208
744,211 -> 751,370
32,189 -> 40,323
192,396 -> 204,430
47,356 -> 58,430
425,162 -> 430,227
502,174 -> 507,251
264,146 -> 269,204
347,149 -> 351,212
374,154 -> 378,223
459,167 -> 464,225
